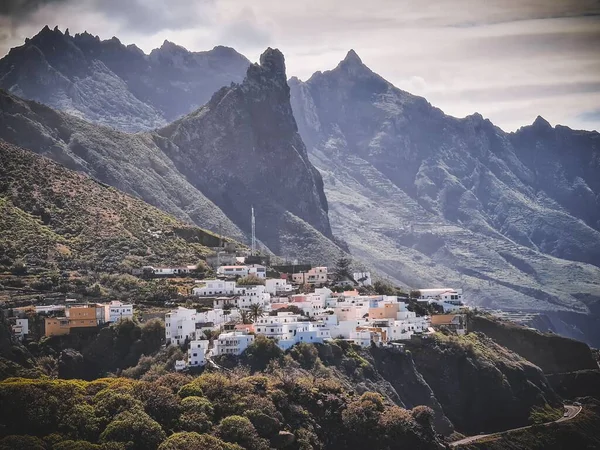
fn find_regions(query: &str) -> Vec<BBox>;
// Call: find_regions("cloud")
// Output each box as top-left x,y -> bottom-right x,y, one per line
0,0 -> 67,19
579,109 -> 600,123
0,0 -> 599,132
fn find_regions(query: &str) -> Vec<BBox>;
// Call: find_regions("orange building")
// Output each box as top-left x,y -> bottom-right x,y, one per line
44,304 -> 105,337
44,317 -> 71,337
368,303 -> 399,320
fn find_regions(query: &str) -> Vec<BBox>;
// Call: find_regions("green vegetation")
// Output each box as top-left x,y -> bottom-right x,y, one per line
236,275 -> 265,286
528,404 -> 563,425
0,141 -> 237,300
0,360 -> 443,450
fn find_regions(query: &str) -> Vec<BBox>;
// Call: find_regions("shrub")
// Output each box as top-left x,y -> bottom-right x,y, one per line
216,416 -> 269,450
158,432 -> 242,450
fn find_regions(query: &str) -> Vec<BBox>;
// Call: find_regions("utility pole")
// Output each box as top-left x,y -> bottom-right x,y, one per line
251,206 -> 256,256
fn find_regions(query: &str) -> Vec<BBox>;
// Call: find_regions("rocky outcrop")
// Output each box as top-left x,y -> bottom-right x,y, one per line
469,315 -> 597,374
156,48 -> 333,255
0,26 -> 250,131
289,50 -> 600,345
406,333 -> 561,435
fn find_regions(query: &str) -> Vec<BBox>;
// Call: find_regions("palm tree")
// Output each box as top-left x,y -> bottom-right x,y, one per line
248,303 -> 265,323
239,310 -> 251,325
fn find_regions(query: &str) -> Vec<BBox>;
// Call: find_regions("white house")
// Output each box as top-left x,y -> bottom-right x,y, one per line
106,301 -> 133,323
217,265 -> 249,277
34,305 -> 65,314
188,340 -> 210,367
265,278 -> 293,295
418,288 -> 464,312
151,266 -> 196,276
214,331 -> 255,355
11,318 -> 29,341
165,307 -> 198,345
193,280 -> 236,296
213,285 -> 271,310
253,312 -> 330,350
247,264 -> 267,279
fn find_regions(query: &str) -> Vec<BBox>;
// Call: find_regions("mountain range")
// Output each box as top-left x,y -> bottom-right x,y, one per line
1,27 -> 599,345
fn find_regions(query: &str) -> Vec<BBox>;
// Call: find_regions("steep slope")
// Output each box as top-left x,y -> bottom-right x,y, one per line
289,51 -> 600,345
0,26 -> 250,131
0,89 -> 246,243
406,333 -> 561,435
0,140 -> 231,271
156,48 -> 335,256
0,48 -> 343,264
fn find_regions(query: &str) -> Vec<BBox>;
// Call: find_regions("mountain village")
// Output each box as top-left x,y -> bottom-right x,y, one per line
8,240 -> 467,373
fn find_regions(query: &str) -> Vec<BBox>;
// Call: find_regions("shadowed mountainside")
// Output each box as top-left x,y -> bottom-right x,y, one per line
289,50 -> 600,345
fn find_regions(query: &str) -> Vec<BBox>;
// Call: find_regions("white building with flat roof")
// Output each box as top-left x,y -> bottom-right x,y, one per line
188,340 -> 210,367
11,318 -> 28,341
418,288 -> 464,312
193,280 -> 236,296
253,312 -> 330,350
353,272 -> 372,287
106,301 -> 133,323
214,331 -> 255,356
217,265 -> 249,277
265,278 -> 293,295
165,307 -> 197,345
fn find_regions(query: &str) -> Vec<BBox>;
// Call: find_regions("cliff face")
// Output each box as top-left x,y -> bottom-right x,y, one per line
156,48 -> 333,255
289,51 -> 600,345
0,26 -> 250,131
469,315 -> 597,374
315,341 -> 454,436
406,333 -> 561,435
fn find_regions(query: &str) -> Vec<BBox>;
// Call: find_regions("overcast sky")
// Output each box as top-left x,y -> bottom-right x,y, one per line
1,0 -> 599,132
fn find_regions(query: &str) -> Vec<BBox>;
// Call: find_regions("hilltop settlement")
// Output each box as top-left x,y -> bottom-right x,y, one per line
7,241 -> 467,373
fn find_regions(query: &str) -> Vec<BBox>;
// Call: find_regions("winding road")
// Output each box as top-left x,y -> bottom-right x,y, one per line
449,405 -> 582,447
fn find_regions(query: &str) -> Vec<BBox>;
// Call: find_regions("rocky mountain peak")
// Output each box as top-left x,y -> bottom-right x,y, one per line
343,49 -> 363,65
258,47 -> 286,78
532,115 -> 552,129
159,39 -> 185,53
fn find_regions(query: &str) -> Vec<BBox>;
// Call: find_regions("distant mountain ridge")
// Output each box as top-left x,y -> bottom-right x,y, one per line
289,50 -> 600,345
0,26 -> 250,131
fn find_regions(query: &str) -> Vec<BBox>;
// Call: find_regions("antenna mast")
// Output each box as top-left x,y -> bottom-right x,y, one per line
251,206 -> 256,256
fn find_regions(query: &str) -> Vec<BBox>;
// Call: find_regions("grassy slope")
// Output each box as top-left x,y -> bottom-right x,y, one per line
0,140 -> 229,273
469,314 -> 597,374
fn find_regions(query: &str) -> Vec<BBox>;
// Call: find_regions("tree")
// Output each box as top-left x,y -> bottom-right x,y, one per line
409,289 -> 422,300
237,275 -> 265,286
99,410 -> 166,450
239,310 -> 251,325
159,432 -> 242,450
248,304 -> 265,323
241,335 -> 283,372
216,416 -> 269,450
334,256 -> 352,282
141,319 -> 165,354
373,280 -> 396,296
